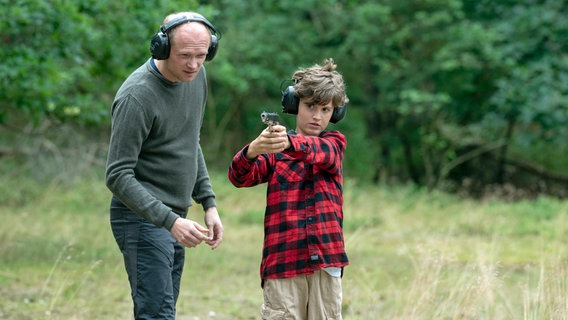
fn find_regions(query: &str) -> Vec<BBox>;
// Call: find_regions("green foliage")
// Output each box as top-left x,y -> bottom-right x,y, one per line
487,0 -> 568,145
0,0 -> 203,125
1,0 -> 566,191
337,0 -> 567,188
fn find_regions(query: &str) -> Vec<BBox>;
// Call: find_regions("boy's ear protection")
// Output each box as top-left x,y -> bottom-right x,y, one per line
150,15 -> 220,61
281,86 -> 347,124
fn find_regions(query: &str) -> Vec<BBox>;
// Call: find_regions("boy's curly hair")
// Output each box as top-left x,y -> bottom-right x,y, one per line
292,58 -> 349,108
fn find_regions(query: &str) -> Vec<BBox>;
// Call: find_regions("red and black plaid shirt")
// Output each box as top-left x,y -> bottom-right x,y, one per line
228,130 -> 349,281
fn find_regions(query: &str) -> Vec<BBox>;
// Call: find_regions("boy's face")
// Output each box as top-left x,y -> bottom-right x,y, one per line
295,99 -> 334,136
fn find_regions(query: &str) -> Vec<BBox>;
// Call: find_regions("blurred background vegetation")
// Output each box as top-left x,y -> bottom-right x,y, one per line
1,0 -> 567,199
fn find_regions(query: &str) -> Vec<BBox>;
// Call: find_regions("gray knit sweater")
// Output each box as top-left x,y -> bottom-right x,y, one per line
105,59 -> 216,229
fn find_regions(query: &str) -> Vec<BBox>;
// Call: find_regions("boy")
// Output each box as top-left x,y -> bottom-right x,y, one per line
228,58 -> 349,319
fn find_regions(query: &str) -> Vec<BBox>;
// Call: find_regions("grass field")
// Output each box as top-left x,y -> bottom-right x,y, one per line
1,169 -> 567,319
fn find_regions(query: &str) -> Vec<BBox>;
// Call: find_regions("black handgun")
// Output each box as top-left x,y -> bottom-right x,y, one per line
260,112 -> 280,131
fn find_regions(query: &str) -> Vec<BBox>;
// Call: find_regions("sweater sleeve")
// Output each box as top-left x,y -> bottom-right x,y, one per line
191,145 -> 217,210
105,94 -> 180,229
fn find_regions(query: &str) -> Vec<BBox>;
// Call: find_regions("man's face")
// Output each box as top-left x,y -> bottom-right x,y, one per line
295,99 -> 334,136
161,23 -> 210,82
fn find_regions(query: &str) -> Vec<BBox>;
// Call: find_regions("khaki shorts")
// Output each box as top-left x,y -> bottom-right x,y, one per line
261,270 -> 343,320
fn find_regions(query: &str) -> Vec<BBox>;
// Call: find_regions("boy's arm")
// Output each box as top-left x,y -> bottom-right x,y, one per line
227,144 -> 271,188
285,130 -> 346,174
245,125 -> 289,159
228,125 -> 288,187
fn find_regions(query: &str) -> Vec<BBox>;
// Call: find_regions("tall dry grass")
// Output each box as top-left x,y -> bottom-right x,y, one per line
1,171 -> 567,319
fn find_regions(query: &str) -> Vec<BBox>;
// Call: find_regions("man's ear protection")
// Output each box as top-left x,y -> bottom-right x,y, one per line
150,15 -> 220,61
281,86 -> 347,124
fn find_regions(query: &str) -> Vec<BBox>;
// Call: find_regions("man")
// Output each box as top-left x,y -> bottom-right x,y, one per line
105,12 -> 223,319
228,58 -> 349,319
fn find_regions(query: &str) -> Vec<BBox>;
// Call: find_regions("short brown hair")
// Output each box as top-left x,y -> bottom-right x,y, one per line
292,58 -> 348,108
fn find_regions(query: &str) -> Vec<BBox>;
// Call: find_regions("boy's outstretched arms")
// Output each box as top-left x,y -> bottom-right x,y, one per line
245,125 -> 290,160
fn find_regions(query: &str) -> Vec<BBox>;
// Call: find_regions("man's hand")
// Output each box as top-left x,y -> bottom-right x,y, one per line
203,207 -> 223,250
170,218 -> 210,248
246,125 -> 290,159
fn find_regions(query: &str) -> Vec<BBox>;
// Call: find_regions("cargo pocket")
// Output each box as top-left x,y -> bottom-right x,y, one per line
261,304 -> 287,320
